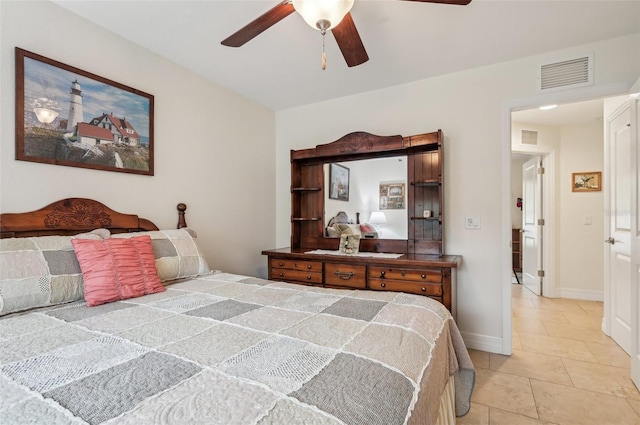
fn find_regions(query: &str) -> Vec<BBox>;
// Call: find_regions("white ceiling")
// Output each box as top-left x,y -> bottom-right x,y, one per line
52,0 -> 639,111
512,98 -> 604,127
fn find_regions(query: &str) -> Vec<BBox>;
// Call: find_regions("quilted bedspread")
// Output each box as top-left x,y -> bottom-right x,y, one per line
0,272 -> 474,425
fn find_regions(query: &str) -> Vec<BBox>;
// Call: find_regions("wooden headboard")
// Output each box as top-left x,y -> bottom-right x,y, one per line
0,198 -> 187,238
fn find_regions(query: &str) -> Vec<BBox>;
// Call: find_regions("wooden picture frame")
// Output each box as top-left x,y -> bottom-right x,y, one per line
379,182 -> 405,209
572,171 -> 601,192
329,163 -> 349,201
15,48 -> 154,175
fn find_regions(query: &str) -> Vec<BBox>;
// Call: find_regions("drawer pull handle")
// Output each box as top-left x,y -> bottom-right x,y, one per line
421,287 -> 426,292
334,271 -> 354,280
380,271 -> 386,277
307,265 -> 312,270
279,262 -> 284,267
421,274 -> 426,279
401,271 -> 406,277
279,272 -> 284,277
307,275 -> 312,280
380,283 -> 386,288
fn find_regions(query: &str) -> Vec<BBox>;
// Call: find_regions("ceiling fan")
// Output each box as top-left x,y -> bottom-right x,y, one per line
221,0 -> 472,70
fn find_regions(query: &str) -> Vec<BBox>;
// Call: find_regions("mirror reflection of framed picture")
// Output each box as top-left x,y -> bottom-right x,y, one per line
329,163 -> 349,201
379,182 -> 405,209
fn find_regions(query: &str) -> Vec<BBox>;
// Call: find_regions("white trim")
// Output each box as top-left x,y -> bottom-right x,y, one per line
554,288 -> 604,301
460,332 -> 503,354
502,82 -> 632,356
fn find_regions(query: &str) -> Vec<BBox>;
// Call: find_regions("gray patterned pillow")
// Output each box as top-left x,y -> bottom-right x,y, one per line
0,229 -> 109,316
111,228 -> 210,282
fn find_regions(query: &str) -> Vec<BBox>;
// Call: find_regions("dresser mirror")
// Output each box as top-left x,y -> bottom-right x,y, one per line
323,156 -> 408,240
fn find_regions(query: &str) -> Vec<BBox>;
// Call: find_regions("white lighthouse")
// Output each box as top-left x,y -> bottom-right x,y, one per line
66,80 -> 84,131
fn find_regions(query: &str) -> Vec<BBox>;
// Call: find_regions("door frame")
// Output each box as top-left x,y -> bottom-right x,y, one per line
501,82 -> 631,355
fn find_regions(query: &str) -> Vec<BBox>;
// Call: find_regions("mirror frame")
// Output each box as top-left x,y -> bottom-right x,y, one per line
290,131 -> 442,254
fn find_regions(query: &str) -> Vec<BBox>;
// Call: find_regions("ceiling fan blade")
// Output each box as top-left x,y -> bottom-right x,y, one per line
221,2 -> 295,47
331,13 -> 369,67
400,0 -> 472,5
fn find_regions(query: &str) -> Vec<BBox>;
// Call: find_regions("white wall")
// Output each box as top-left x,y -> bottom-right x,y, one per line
510,158 -> 525,228
276,34 -> 640,352
558,121 -> 605,298
0,1 -> 276,277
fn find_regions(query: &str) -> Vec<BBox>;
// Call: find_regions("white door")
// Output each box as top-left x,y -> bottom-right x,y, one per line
629,94 -> 640,387
606,102 -> 632,355
522,156 -> 542,295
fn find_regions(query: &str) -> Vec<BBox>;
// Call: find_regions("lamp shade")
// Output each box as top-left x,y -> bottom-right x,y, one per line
292,0 -> 354,31
369,211 -> 387,225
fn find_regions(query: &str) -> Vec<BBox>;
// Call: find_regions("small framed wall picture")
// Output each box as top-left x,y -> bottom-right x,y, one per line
572,171 -> 601,192
329,163 -> 349,201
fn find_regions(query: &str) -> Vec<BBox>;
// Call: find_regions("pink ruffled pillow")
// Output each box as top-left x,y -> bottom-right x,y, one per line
71,235 -> 165,307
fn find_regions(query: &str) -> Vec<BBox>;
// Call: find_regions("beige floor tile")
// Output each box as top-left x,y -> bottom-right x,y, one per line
542,321 -> 613,344
534,300 -> 587,314
585,340 -> 630,368
561,358 -> 640,399
489,408 -> 559,425
560,311 -> 603,329
518,332 -> 598,362
627,398 -> 640,417
471,369 -> 538,418
513,317 -> 548,335
576,300 -> 604,313
512,297 -> 537,309
513,331 -> 523,350
469,349 -> 490,369
490,350 -> 572,386
513,306 -> 570,324
457,402 -> 489,425
531,379 -> 640,425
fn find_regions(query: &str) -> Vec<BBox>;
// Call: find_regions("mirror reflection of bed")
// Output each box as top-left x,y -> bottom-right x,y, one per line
323,156 -> 407,240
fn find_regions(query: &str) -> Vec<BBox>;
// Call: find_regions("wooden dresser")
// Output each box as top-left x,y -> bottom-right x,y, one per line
265,130 -> 461,316
263,248 -> 461,316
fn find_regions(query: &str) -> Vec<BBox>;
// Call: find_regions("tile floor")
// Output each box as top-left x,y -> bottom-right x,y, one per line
458,283 -> 640,425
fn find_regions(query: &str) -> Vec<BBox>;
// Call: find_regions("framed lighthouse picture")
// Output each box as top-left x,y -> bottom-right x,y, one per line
15,48 -> 154,175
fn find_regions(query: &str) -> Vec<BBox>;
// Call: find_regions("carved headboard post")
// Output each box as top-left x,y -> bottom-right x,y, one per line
177,203 -> 187,229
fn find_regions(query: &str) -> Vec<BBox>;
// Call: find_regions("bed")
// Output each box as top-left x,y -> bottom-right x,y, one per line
0,198 -> 474,425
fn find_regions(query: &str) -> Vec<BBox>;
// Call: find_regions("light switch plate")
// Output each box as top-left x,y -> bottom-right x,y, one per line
465,216 -> 481,229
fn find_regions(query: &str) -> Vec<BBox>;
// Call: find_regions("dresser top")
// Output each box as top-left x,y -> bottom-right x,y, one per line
262,247 -> 461,268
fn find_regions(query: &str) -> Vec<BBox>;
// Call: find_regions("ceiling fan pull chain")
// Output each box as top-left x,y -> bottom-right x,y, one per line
321,30 -> 327,70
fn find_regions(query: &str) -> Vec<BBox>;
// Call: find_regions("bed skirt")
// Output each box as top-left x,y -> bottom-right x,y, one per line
436,375 -> 456,425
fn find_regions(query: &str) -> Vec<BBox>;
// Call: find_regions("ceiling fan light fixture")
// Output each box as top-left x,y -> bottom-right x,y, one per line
292,0 -> 354,31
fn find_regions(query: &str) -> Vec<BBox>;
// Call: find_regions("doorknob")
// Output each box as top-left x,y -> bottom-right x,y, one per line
604,237 -> 616,245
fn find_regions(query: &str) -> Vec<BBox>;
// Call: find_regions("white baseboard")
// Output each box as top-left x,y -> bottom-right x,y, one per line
552,287 -> 603,301
460,331 -> 503,354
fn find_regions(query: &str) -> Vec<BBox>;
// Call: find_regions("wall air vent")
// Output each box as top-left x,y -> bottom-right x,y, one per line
538,55 -> 593,92
522,130 -> 538,145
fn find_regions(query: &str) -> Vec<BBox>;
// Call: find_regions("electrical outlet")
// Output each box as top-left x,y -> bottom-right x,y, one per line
584,215 -> 592,225
465,216 -> 481,229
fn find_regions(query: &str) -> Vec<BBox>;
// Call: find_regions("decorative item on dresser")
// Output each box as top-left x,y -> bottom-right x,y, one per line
263,130 -> 462,315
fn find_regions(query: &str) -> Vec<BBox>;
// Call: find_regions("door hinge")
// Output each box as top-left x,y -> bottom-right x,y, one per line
538,218 -> 545,225
538,270 -> 545,277
538,167 -> 545,174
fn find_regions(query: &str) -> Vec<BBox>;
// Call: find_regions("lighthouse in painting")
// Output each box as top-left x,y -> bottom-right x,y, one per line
66,80 -> 84,131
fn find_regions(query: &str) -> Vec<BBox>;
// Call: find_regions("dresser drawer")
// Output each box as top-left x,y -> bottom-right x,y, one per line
270,258 -> 322,272
368,278 -> 443,297
324,263 -> 367,289
368,266 -> 443,283
270,268 -> 322,284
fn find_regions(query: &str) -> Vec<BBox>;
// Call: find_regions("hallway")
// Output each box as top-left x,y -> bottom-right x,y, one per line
459,284 -> 640,424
